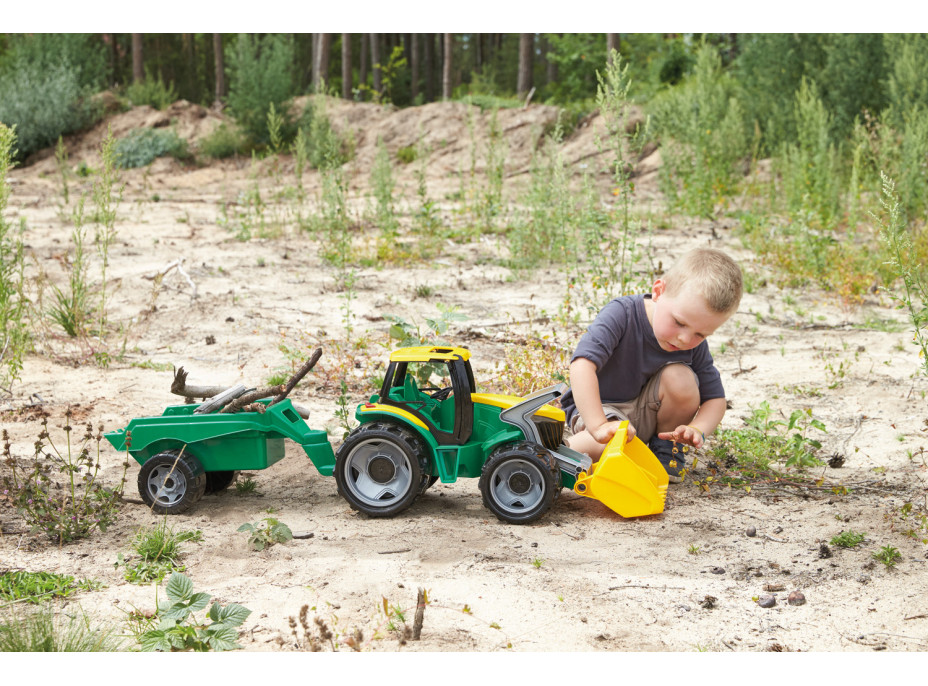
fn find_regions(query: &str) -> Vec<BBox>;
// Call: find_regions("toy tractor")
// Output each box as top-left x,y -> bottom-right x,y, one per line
334,346 -> 593,524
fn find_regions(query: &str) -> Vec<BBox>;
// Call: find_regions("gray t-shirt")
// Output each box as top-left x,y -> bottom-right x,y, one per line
560,294 -> 725,422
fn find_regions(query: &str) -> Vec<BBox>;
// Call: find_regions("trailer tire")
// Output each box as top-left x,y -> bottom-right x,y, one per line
479,442 -> 560,524
138,450 -> 207,515
335,422 -> 428,517
205,470 -> 238,494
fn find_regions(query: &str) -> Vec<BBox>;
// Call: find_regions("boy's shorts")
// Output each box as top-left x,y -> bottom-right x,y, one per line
564,363 -> 699,443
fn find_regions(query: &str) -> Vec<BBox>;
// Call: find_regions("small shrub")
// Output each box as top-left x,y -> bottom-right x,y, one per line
872,545 -> 902,568
116,521 -> 202,584
234,474 -> 258,495
114,128 -> 189,169
396,145 -> 417,164
136,572 -> 251,652
830,530 -> 866,548
0,124 -> 29,391
199,122 -> 247,159
0,571 -> 101,604
1,413 -> 129,545
126,71 -> 178,110
237,517 -> 293,551
0,606 -> 123,652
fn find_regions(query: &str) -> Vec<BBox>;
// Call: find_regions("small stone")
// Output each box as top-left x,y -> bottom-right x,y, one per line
819,543 -> 833,559
788,591 -> 806,606
700,595 -> 717,609
531,542 -> 538,548
764,583 -> 785,592
746,526 -> 757,537
711,566 -> 725,575
757,594 -> 776,608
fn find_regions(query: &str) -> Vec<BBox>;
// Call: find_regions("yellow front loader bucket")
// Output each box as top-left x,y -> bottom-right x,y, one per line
573,422 -> 668,517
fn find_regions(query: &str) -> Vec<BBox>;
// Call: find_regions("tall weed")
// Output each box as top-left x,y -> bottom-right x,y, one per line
0,124 -> 28,393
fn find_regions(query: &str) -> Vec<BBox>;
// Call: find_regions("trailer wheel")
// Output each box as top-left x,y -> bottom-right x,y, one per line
205,470 -> 238,494
479,442 -> 560,524
335,422 -> 428,517
138,450 -> 207,515
419,474 -> 440,494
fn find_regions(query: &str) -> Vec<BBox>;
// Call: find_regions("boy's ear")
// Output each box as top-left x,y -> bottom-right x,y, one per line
651,279 -> 666,300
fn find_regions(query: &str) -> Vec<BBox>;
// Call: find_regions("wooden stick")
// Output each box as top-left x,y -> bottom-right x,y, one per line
412,588 -> 427,640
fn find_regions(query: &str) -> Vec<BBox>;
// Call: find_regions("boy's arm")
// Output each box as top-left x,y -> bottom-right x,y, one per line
569,357 -> 628,443
657,396 -> 727,449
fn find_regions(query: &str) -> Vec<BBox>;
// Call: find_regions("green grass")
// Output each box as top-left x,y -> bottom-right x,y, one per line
830,530 -> 866,548
0,571 -> 101,604
0,606 -> 123,651
116,521 -> 202,584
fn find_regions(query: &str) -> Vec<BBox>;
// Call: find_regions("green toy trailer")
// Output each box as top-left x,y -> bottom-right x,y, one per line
104,399 -> 335,514
334,346 -> 592,524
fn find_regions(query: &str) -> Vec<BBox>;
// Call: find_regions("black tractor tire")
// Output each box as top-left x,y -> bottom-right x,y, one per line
138,450 -> 207,515
478,442 -> 560,524
335,422 -> 430,518
419,474 -> 440,495
205,470 -> 239,494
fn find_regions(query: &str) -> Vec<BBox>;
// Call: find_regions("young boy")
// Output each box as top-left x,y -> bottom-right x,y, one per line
561,248 -> 742,482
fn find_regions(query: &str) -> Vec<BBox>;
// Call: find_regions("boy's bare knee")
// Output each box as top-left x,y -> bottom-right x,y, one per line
658,364 -> 700,419
567,430 -> 605,460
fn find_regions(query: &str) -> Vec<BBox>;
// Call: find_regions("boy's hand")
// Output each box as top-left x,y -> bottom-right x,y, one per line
590,419 -> 635,444
658,425 -> 704,449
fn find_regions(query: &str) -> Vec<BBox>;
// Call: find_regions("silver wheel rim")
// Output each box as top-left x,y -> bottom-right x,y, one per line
344,439 -> 414,507
147,462 -> 188,506
488,458 -> 545,515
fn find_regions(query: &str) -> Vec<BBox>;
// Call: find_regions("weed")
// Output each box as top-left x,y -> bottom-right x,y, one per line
531,557 -> 544,569
495,333 -> 571,397
0,605 -> 123,651
0,124 -> 29,393
234,474 -> 258,495
54,135 -> 70,205
334,380 -> 355,441
370,137 -> 400,257
830,530 -> 866,548
199,123 -> 246,159
135,572 -> 251,651
0,571 -> 101,604
288,603 -> 363,652
237,517 -> 293,551
116,520 -> 202,584
396,145 -> 417,164
48,198 -> 92,339
91,127 -> 122,340
126,70 -> 177,110
688,544 -> 701,555
872,545 -> 902,568
1,414 -> 129,545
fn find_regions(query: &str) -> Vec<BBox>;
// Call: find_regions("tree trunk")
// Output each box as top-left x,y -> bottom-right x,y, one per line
424,33 -> 434,103
132,33 -> 144,83
182,33 -> 196,102
410,33 -> 419,101
342,33 -> 352,100
371,33 -> 383,99
442,33 -> 453,100
359,34 -> 369,98
313,33 -> 332,92
213,34 -> 225,105
544,34 -> 558,85
607,33 -> 620,64
517,33 -> 533,98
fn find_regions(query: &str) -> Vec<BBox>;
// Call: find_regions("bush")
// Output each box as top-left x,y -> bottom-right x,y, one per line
199,122 -> 247,159
226,33 -> 298,145
0,124 -> 28,392
126,70 -> 178,110
114,127 -> 189,168
0,59 -> 101,161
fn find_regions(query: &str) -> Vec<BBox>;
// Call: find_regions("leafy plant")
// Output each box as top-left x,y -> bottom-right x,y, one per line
0,571 -> 101,604
872,545 -> 902,568
830,530 -> 866,548
136,572 -> 251,651
237,517 -> 293,551
0,123 -> 29,393
199,122 -> 247,159
48,198 -> 92,339
114,127 -> 189,169
126,70 -> 178,110
116,521 -> 202,584
92,127 -> 122,340
0,606 -> 123,652
234,474 -> 258,495
1,413 -> 129,545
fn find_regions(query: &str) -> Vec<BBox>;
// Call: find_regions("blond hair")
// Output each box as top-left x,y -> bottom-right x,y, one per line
662,248 -> 743,314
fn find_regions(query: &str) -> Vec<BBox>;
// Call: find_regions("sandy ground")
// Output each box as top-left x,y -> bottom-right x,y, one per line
2,99 -> 927,654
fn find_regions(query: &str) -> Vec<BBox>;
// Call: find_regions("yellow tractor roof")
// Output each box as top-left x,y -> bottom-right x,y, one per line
389,346 -> 471,363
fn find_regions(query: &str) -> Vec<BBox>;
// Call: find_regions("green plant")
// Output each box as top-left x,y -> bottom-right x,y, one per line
1,414 -> 129,544
687,544 -> 701,555
370,137 -> 399,257
54,135 -> 70,205
234,474 -> 258,494
877,173 -> 928,376
48,198 -> 92,339
396,144 -> 417,164
385,303 -> 467,350
531,557 -> 544,569
114,127 -> 189,169
830,530 -> 866,548
0,571 -> 101,604
0,123 -> 29,393
872,545 -> 902,568
237,517 -> 293,551
92,127 -> 122,339
116,521 -> 202,584
199,122 -> 247,159
0,605 -> 123,652
136,572 -> 251,651
126,70 -> 178,110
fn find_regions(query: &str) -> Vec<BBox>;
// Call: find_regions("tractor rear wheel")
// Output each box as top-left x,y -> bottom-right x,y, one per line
205,470 -> 238,494
335,422 -> 429,517
479,442 -> 560,524
138,450 -> 207,515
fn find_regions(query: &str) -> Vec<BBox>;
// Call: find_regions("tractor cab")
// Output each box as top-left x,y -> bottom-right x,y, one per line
374,346 -> 476,445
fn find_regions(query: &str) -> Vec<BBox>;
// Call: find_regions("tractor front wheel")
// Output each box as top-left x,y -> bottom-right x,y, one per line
335,422 -> 428,517
479,442 -> 560,524
138,450 -> 207,515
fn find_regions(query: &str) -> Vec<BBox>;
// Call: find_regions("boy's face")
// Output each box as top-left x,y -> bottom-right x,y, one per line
648,280 -> 730,352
